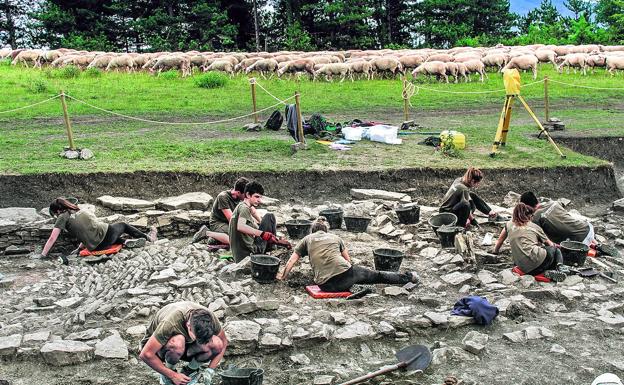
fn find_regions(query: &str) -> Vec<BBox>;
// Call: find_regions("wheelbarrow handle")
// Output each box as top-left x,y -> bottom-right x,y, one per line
338,353 -> 423,385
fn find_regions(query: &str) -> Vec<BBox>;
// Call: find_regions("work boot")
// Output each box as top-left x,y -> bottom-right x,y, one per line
408,271 -> 421,284
58,255 -> 69,266
124,238 -> 146,249
148,225 -> 158,243
556,263 -> 571,275
544,270 -> 567,283
192,225 -> 209,243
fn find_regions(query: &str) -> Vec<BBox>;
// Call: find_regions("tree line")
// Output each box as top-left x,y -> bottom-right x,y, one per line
1,0 -> 623,52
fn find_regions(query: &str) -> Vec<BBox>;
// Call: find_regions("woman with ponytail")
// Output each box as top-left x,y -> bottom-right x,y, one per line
277,217 -> 419,292
39,197 -> 157,264
493,203 -> 568,282
439,167 -> 505,229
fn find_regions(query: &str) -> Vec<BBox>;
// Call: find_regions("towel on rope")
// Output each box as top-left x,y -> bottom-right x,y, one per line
79,244 -> 123,257
306,285 -> 352,299
451,296 -> 499,326
512,266 -> 551,283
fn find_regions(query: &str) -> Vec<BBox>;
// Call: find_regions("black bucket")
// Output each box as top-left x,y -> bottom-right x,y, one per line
437,226 -> 463,248
395,205 -> 420,225
250,255 -> 280,284
428,213 -> 458,234
220,368 -> 264,385
319,208 -> 344,229
373,248 -> 405,271
344,216 -> 371,232
560,240 -> 588,267
284,219 -> 312,239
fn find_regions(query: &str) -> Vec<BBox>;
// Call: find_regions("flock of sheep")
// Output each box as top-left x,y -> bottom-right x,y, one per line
2,44 -> 624,83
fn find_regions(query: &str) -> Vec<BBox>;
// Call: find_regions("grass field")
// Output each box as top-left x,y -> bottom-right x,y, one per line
1,60 -> 623,175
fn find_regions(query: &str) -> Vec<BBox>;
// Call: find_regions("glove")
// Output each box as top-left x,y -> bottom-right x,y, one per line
203,368 -> 215,385
260,231 -> 276,242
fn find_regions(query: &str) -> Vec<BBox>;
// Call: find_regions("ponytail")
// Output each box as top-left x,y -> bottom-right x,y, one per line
461,167 -> 484,187
311,216 -> 329,233
512,203 -> 534,226
49,197 -> 80,217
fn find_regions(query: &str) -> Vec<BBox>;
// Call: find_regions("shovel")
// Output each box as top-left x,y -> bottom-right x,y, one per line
570,267 -> 617,283
338,344 -> 431,385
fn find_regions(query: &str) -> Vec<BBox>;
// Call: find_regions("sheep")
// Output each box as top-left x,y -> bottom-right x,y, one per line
534,49 -> 558,69
244,58 -> 279,78
557,53 -> 588,75
313,63 -> 351,82
482,53 -> 509,71
445,62 -> 459,83
0,48 -> 12,59
106,55 -> 136,72
606,56 -> 624,76
455,62 -> 469,83
272,55 -> 294,63
130,54 -> 151,69
347,60 -> 373,80
150,56 -> 192,77
87,55 -> 115,69
412,61 -> 448,83
462,59 -> 486,82
277,59 -> 315,79
501,55 -> 538,80
586,54 -> 607,73
205,60 -> 235,76
398,55 -> 426,71
426,53 -> 453,63
38,50 -> 64,67
11,50 -> 42,67
234,57 -> 261,73
371,57 -> 403,79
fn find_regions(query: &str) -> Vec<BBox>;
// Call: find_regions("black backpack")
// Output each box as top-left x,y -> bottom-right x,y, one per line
265,110 -> 283,131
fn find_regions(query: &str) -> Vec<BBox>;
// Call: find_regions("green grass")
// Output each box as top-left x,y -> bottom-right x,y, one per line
0,62 -> 622,175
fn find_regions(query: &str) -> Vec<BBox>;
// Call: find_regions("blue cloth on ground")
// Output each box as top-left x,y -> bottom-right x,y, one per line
451,296 -> 499,325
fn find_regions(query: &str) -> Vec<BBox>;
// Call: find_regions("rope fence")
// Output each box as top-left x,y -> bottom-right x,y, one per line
0,94 -> 60,115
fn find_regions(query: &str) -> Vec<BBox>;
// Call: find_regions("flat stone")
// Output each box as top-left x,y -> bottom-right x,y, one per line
431,346 -> 479,366
384,286 -> 408,296
350,189 -> 409,202
330,312 -> 348,325
33,297 -> 56,307
477,270 -> 498,285
462,331 -> 488,355
377,321 -> 395,335
0,334 -> 22,356
500,270 -> 519,285
125,325 -> 147,336
149,268 -> 178,283
259,333 -> 281,349
156,192 -> 213,211
432,254 -> 453,265
170,277 -> 207,288
66,328 -> 102,341
23,331 -> 50,345
334,322 -> 375,340
561,275 -> 583,286
424,312 -> 449,326
95,333 -> 128,359
560,289 -> 583,301
597,315 -> 624,327
448,315 -> 475,328
40,340 -> 94,366
290,353 -> 310,365
223,321 -> 261,355
96,195 -> 155,211
55,297 -> 83,309
420,247 -> 440,259
504,326 -> 553,343
313,375 -> 336,385
550,344 -> 566,354
613,198 -> 624,212
441,272 -> 473,286
226,302 -> 258,317
0,207 -> 42,224
79,148 -> 94,160
3,245 -> 30,255
0,277 -> 16,288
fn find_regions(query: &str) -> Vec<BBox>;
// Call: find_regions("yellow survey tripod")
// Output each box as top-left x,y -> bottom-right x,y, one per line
490,69 -> 566,158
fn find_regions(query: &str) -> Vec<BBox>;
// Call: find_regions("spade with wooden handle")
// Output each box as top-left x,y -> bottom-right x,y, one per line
338,344 -> 431,385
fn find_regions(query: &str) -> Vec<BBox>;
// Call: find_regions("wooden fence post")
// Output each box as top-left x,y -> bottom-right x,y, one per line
402,76 -> 409,122
60,91 -> 76,150
250,78 -> 259,123
295,92 -> 305,146
544,76 -> 550,122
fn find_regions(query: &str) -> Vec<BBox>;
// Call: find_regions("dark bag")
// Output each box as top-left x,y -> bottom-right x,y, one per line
265,110 -> 283,131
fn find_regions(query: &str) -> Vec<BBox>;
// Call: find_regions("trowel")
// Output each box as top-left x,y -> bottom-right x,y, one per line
338,344 -> 431,385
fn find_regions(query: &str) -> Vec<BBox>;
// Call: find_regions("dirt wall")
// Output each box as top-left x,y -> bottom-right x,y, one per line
556,136 -> 624,165
0,165 -> 620,208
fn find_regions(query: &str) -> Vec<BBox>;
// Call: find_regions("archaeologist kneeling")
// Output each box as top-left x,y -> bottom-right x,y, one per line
493,203 -> 569,282
277,217 -> 419,292
139,301 -> 228,385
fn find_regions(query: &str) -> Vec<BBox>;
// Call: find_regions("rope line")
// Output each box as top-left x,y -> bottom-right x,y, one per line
0,94 -> 61,115
548,79 -> 624,91
412,78 -> 545,95
250,77 -> 291,106
64,94 -> 295,125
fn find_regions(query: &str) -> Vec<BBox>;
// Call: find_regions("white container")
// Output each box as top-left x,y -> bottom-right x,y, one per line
368,125 -> 400,144
343,126 -> 364,141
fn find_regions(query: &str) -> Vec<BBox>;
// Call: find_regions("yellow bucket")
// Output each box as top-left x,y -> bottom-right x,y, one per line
440,130 -> 466,150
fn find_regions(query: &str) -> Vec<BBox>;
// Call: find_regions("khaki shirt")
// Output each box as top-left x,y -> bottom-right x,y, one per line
54,211 -> 108,250
229,203 -> 257,262
506,221 -> 549,273
294,231 -> 351,285
209,191 -> 238,232
440,178 -> 470,212
140,301 -> 221,349
533,201 -> 590,244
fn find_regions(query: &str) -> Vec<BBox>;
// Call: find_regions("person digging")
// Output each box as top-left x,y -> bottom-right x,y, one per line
493,202 -> 569,282
139,301 -> 228,385
520,191 -> 618,257
277,217 -> 420,291
439,167 -> 507,229
192,177 -> 253,246
228,180 -> 290,263
37,197 -> 157,265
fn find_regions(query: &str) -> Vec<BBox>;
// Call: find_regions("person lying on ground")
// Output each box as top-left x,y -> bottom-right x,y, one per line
439,167 -> 505,229
493,202 -> 568,282
192,177 -> 255,245
37,197 -> 157,265
139,301 -> 228,385
228,180 -> 290,263
277,217 -> 420,292
519,191 -> 617,256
